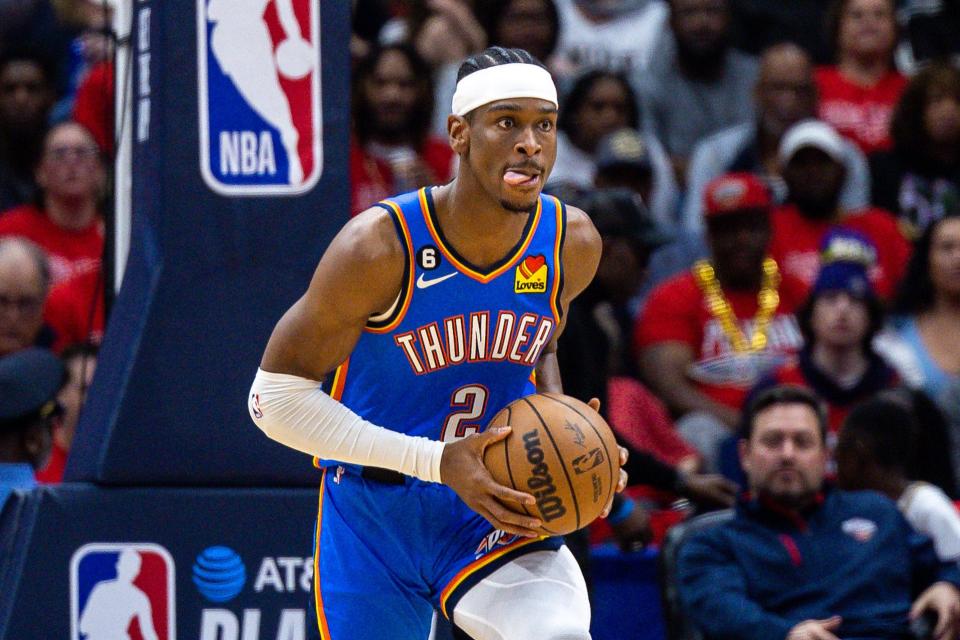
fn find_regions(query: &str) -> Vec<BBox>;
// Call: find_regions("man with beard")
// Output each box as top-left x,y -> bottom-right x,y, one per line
637,0 -> 757,185
768,119 -> 910,301
636,173 -> 806,471
682,43 -> 870,232
678,384 -> 960,640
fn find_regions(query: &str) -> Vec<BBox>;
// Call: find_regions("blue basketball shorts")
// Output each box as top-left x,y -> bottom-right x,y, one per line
307,466 -> 563,640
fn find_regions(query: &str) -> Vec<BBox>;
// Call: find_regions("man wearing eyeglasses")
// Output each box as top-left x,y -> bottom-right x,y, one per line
0,237 -> 52,358
0,347 -> 65,510
0,121 -> 105,287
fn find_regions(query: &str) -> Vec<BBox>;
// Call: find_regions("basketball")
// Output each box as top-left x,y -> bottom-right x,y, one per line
483,393 -> 621,536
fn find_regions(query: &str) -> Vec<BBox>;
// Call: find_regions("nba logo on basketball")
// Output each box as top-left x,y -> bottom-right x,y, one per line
70,543 -> 176,640
197,0 -> 322,195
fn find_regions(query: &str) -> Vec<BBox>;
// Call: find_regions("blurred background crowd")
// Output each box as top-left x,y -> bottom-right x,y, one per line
347,0 -> 960,555
1,0 -> 960,636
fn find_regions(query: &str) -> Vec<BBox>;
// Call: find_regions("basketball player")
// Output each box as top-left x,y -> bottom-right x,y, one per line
249,47 -> 627,640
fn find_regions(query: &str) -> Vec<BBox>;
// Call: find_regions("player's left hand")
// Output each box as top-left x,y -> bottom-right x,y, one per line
587,397 -> 629,519
617,447 -> 628,492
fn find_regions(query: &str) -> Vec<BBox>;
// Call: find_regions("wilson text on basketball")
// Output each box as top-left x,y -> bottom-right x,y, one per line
523,429 -> 567,522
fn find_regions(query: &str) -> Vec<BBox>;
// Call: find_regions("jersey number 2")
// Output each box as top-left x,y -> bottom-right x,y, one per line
440,384 -> 489,442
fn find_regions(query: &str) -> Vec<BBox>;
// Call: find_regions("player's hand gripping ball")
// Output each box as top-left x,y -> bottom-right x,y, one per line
275,37 -> 313,80
483,393 -> 622,536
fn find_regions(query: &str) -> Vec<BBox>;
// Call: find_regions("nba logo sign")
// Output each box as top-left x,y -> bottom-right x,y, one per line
70,543 -> 176,640
198,0 -> 322,195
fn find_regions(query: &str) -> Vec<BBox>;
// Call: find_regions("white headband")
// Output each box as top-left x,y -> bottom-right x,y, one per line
451,63 -> 558,116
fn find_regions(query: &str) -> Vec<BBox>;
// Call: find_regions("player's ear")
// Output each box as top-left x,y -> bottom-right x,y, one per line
448,115 -> 469,154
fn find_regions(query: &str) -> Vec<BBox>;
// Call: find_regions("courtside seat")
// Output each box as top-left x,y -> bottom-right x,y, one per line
658,509 -> 734,640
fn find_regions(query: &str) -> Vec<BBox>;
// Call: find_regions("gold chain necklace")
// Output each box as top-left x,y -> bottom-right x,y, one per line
692,257 -> 781,353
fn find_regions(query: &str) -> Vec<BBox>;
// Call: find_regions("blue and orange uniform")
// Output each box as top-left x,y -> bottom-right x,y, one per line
308,187 -> 568,639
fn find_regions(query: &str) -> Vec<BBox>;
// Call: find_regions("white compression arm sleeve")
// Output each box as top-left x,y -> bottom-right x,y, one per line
248,368 -> 446,483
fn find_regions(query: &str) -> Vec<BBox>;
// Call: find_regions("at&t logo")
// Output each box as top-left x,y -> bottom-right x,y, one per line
195,546 -> 312,640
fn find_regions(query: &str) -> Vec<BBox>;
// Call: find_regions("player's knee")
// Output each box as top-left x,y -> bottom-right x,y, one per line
457,612 -> 590,640
542,629 -> 590,640
503,620 -> 590,640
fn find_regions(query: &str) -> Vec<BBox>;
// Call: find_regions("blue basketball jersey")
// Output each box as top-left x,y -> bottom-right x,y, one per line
309,188 -> 570,639
321,187 -> 566,462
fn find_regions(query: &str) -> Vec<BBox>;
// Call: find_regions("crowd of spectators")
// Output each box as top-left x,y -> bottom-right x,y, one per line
2,0 -> 960,637
0,0 -> 111,487
349,1 -> 960,637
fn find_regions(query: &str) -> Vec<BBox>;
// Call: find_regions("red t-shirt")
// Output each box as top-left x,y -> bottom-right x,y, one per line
35,442 -> 67,484
73,61 -> 115,155
815,66 -> 907,155
635,270 -> 807,410
349,137 -> 455,216
768,204 -> 911,300
0,205 -> 103,286
44,268 -> 105,353
420,138 -> 456,184
606,376 -> 697,467
350,140 -> 392,216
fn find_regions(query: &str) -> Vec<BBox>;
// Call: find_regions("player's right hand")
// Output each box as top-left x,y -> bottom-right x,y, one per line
440,426 -> 542,538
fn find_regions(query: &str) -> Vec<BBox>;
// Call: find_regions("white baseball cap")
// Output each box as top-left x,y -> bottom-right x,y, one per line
778,119 -> 845,165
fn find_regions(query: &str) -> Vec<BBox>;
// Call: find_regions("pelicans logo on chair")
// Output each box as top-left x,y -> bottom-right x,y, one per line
514,255 -> 548,293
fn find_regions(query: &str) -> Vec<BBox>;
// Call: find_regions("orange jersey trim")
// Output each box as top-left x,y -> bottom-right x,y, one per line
313,469 -> 333,639
312,360 -> 350,469
439,535 -> 548,619
549,196 -> 564,325
328,358 -> 350,401
420,188 -> 543,284
366,199 -> 415,334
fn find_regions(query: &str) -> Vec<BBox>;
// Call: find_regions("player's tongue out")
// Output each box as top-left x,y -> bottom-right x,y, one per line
504,170 -> 537,186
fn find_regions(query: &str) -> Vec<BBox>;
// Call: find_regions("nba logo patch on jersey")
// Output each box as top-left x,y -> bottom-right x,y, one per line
515,255 -> 548,293
197,0 -> 322,196
70,543 -> 176,640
